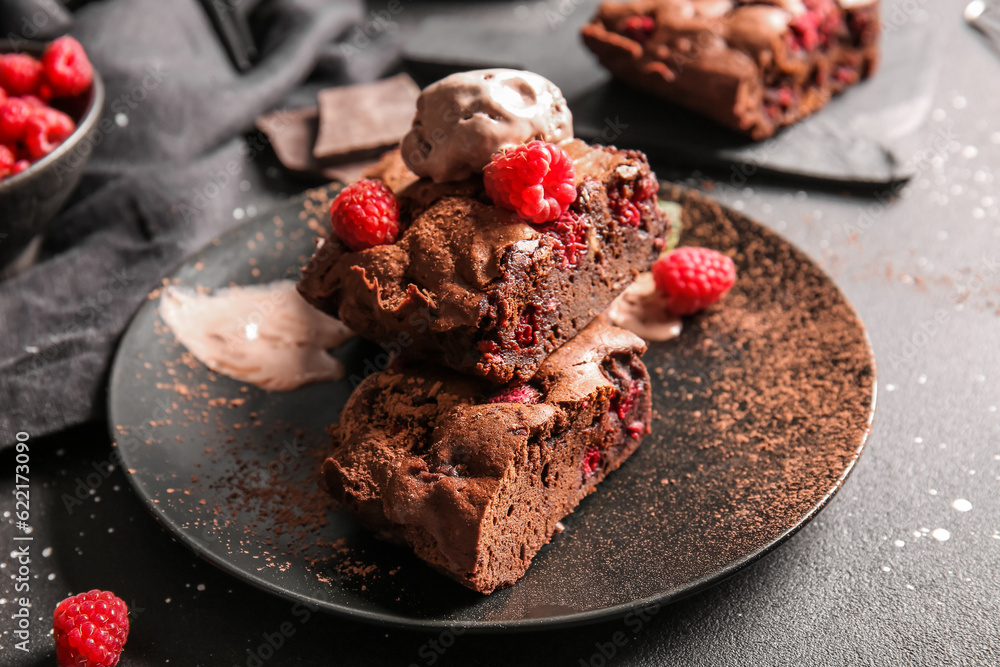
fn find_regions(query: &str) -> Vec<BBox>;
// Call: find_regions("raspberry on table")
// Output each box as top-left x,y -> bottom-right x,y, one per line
0,86 -> 6,105
484,140 -> 577,224
329,178 -> 401,252
0,97 -> 35,144
42,35 -> 94,98
53,590 -> 129,667
23,107 -> 76,160
11,158 -> 30,175
0,53 -> 44,96
652,246 -> 737,315
0,144 -> 15,177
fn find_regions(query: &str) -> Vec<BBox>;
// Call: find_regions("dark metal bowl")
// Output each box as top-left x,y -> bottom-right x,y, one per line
0,39 -> 105,277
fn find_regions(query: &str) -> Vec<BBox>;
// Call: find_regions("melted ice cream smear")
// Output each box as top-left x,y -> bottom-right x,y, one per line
607,273 -> 683,342
160,280 -> 353,391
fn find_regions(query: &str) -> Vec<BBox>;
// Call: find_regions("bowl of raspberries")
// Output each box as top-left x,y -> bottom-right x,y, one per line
0,36 -> 104,276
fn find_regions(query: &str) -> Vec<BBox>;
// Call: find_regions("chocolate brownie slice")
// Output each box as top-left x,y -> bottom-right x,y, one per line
298,139 -> 670,384
322,317 -> 651,594
581,0 -> 880,140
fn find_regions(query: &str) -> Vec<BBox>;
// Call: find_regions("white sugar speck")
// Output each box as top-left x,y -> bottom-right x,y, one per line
233,208 -> 245,220
42,547 -> 52,557
914,437 -> 924,443
894,539 -> 905,547
952,498 -> 972,512
906,584 -> 915,590
932,528 -> 951,541
47,573 -> 56,581
952,96 -> 967,109
881,565 -> 891,572
962,145 -> 979,159
886,384 -> 897,392
917,375 -> 927,384
992,131 -> 1000,144
929,489 -> 938,495
115,113 -> 129,127
196,584 -> 206,591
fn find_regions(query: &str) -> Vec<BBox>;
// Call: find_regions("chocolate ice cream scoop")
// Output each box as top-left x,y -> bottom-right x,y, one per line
400,69 -> 574,183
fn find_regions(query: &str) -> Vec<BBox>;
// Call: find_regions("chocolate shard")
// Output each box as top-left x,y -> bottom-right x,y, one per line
314,73 -> 421,163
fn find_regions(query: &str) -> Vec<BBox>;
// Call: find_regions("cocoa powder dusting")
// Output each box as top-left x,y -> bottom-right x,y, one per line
645,186 -> 876,564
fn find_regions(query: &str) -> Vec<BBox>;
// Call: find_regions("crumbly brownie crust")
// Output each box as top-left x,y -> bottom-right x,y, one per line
321,318 -> 651,594
581,0 -> 880,140
297,140 -> 670,384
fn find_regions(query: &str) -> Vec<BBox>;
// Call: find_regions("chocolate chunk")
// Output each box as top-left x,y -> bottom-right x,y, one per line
255,107 -> 383,183
313,73 -> 420,162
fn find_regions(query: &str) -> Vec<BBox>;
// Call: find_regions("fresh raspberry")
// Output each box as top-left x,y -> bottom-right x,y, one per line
19,94 -> 47,109
484,140 -> 577,224
652,246 -> 736,315
582,446 -> 601,478
42,36 -> 94,98
514,306 -> 537,348
0,97 -> 34,144
537,210 -> 589,269
0,87 -> 6,105
0,53 -> 44,96
627,421 -> 645,440
23,107 -> 76,160
53,590 -> 129,667
329,178 -> 401,251
489,385 -> 541,404
0,144 -> 14,177
624,15 -> 655,42
612,198 -> 641,227
11,158 -> 30,175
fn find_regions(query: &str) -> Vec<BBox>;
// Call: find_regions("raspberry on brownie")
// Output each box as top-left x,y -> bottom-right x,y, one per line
298,139 -> 670,384
581,0 -> 880,140
322,317 -> 651,594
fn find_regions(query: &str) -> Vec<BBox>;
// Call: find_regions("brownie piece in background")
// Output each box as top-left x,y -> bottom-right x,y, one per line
581,0 -> 880,140
322,317 -> 652,594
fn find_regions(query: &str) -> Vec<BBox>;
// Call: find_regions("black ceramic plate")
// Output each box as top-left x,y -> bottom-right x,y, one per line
108,184 -> 876,631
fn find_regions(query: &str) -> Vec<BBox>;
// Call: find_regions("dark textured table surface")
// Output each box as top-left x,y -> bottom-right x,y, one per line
3,0 -> 999,664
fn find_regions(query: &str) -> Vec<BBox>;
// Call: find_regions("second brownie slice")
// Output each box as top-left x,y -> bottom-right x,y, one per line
298,139 -> 670,384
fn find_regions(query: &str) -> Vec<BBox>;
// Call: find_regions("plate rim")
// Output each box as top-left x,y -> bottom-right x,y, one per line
107,185 -> 878,632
